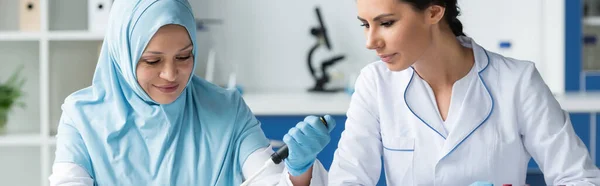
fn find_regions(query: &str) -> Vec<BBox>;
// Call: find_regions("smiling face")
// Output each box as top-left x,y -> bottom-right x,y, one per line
136,24 -> 194,104
357,0 -> 443,71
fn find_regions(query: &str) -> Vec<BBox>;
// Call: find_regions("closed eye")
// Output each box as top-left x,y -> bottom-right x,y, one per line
381,21 -> 395,27
176,56 -> 191,60
144,59 -> 160,64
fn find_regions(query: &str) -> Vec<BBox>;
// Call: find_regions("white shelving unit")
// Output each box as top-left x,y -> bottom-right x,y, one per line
0,1 -> 106,186
0,133 -> 43,147
48,31 -> 105,41
0,32 -> 41,41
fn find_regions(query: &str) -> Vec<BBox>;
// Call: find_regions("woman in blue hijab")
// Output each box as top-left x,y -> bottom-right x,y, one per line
48,0 -> 333,185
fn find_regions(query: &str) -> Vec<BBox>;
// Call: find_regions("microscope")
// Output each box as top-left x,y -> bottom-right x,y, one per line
307,7 -> 346,93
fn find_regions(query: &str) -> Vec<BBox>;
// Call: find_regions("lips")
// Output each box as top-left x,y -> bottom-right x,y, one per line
154,84 -> 179,93
378,53 -> 397,63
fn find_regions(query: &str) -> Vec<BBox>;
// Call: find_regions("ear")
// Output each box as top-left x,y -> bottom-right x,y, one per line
426,5 -> 445,24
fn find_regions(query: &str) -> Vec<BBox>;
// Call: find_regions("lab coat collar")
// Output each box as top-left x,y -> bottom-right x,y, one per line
403,36 -> 494,160
457,36 -> 490,73
439,37 -> 494,160
404,71 -> 449,139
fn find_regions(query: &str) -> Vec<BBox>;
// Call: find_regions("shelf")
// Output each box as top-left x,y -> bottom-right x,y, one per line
584,16 -> 600,26
46,30 -> 203,41
242,92 -> 351,115
556,92 -> 600,112
0,133 -> 42,147
0,32 -> 41,41
0,31 -> 107,41
48,136 -> 56,145
48,31 -> 105,41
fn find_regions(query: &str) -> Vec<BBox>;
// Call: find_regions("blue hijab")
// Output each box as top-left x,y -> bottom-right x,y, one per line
54,0 -> 270,185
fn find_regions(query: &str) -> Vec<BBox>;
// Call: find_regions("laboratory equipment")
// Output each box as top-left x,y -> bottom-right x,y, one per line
195,18 -> 223,31
306,7 -> 346,93
583,19 -> 600,71
585,0 -> 600,17
583,34 -> 599,71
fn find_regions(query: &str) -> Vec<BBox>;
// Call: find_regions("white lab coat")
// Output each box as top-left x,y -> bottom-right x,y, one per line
328,36 -> 600,186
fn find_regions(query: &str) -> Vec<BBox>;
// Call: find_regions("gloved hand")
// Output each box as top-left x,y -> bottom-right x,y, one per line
283,115 -> 336,176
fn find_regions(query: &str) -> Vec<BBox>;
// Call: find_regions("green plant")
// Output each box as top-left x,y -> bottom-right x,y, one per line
0,66 -> 27,128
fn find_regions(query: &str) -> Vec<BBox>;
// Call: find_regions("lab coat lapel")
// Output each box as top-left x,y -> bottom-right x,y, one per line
439,40 -> 494,160
404,68 -> 448,139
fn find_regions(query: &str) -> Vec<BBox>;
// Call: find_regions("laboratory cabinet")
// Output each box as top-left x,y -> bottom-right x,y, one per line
579,0 -> 600,91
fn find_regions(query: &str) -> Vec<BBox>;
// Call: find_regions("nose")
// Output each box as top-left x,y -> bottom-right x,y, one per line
159,61 -> 178,82
365,29 -> 383,50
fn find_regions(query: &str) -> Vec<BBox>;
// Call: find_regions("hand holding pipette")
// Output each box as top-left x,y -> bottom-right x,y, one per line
240,115 -> 335,186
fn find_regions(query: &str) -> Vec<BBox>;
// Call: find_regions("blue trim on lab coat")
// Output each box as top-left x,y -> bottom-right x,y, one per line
404,69 -> 447,140
440,50 -> 494,161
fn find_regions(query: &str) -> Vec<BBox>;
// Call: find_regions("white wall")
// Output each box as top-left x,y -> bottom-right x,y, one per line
191,0 -> 375,92
0,0 -> 19,30
0,0 -> 567,134
458,0 -> 564,94
49,0 -> 88,31
49,41 -> 101,135
0,147 -> 40,186
543,0 -> 566,94
192,0 -> 565,94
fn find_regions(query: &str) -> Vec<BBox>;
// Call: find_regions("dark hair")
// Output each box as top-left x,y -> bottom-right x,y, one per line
401,0 -> 465,36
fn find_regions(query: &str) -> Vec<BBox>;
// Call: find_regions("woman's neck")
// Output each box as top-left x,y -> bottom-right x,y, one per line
412,33 -> 474,90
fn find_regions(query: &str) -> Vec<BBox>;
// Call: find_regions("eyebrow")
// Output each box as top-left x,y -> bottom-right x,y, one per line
357,13 -> 395,22
144,43 -> 193,54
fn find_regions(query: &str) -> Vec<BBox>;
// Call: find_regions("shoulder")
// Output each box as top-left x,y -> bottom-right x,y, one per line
484,50 -> 537,76
189,76 -> 246,118
190,76 -> 242,105
481,50 -> 550,102
189,76 -> 259,136
60,86 -> 100,125
62,86 -> 95,107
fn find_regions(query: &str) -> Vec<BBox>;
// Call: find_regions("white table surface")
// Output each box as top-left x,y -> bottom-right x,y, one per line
242,92 -> 600,115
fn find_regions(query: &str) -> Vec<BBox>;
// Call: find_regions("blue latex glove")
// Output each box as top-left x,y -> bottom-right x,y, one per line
283,115 -> 336,176
469,181 -> 494,186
